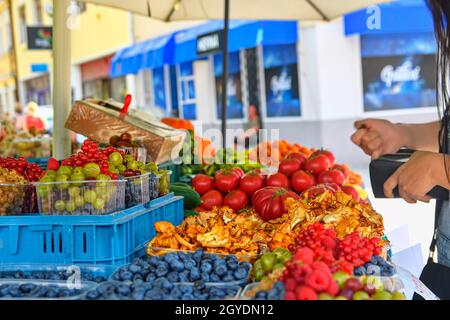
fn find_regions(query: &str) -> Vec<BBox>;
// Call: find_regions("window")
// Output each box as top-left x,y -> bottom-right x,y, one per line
360,33 -> 436,112
178,62 -> 197,120
18,5 -> 26,43
262,44 -> 301,118
213,52 -> 244,120
33,0 -> 44,25
142,70 -> 153,107
25,75 -> 51,106
152,67 -> 167,112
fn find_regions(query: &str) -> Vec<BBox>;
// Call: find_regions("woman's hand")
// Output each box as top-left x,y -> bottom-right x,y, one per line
351,119 -> 408,159
384,151 -> 449,203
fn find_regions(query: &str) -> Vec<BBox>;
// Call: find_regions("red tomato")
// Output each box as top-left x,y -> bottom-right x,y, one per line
200,190 -> 223,210
231,167 -> 245,178
192,174 -> 215,195
215,169 -> 240,193
311,150 -> 336,166
224,190 -> 249,211
304,154 -> 331,176
318,169 -> 346,185
332,164 -> 349,179
266,173 -> 290,189
286,152 -> 307,168
240,172 -> 266,196
341,185 -> 360,202
252,187 -> 300,221
291,170 -> 316,194
304,183 -> 341,198
278,158 -> 302,177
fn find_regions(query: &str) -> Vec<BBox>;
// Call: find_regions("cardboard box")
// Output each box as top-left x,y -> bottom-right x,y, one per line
65,99 -> 186,164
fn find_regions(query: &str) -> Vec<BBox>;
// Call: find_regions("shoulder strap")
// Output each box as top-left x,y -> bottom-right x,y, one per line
429,200 -> 443,259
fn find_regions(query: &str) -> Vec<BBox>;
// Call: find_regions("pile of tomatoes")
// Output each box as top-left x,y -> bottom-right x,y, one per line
191,149 -> 361,222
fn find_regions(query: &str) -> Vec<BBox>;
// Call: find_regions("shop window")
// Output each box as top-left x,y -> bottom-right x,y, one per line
25,75 -> 51,106
33,0 -> 44,25
18,5 -> 26,43
110,77 -> 127,102
361,33 -> 437,112
178,62 -> 197,120
142,70 -> 153,107
169,65 -> 179,117
213,52 -> 244,120
262,44 -> 301,118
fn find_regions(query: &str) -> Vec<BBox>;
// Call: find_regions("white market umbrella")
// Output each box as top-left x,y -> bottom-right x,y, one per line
54,0 -> 392,156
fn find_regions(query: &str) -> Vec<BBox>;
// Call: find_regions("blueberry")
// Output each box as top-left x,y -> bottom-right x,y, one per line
222,273 -> 235,282
184,259 -> 196,270
192,250 -> 203,262
19,283 -> 36,293
197,293 -> 209,300
8,287 -> 21,297
182,293 -> 194,300
145,289 -> 163,300
210,274 -> 221,282
353,266 -> 365,276
214,265 -> 227,277
234,267 -> 248,280
255,291 -> 268,300
147,257 -> 160,267
167,272 -> 179,283
178,270 -> 190,283
111,273 -> 121,281
120,271 -> 134,281
200,273 -> 210,283
117,284 -> 131,296
133,274 -> 144,282
129,264 -> 142,274
239,261 -> 252,271
189,268 -> 201,281
169,260 -> 185,272
98,283 -> 115,295
163,253 -> 179,263
86,290 -> 101,300
227,261 -> 239,271
209,288 -> 225,299
200,262 -> 213,274
131,287 -> 146,300
213,259 -> 226,269
14,271 -> 25,279
95,276 -> 106,283
370,256 -> 378,265
226,287 -> 239,297
178,252 -> 189,261
179,285 -> 193,294
46,288 -> 58,298
145,273 -> 156,283
170,287 -> 182,299
155,262 -> 169,277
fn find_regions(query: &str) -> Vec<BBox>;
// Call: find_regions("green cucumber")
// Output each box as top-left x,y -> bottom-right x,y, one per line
170,185 -> 201,209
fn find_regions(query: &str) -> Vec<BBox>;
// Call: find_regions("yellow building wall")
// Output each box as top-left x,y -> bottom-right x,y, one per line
71,4 -> 130,63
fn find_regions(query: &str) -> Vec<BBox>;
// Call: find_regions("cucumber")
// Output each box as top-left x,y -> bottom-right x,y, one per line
171,182 -> 192,189
184,209 -> 198,218
170,185 -> 201,209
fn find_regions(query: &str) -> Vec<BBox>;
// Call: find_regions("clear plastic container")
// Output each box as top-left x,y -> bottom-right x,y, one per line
0,183 -> 31,216
12,136 -> 52,158
157,170 -> 172,197
0,279 -> 96,300
124,173 -> 151,208
35,179 -> 126,216
240,282 -> 263,300
0,264 -> 116,283
173,283 -> 242,300
117,147 -> 147,163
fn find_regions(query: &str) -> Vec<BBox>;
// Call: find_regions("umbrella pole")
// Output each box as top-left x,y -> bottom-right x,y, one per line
221,0 -> 230,153
52,0 -> 72,159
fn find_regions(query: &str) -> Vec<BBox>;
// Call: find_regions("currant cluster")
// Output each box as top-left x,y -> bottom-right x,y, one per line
60,141 -> 123,180
289,223 -> 382,274
0,157 -> 44,182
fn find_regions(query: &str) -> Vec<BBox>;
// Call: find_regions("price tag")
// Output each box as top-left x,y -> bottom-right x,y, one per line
397,266 -> 440,300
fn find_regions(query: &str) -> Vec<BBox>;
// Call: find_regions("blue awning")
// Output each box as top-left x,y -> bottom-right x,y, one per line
173,20 -> 298,64
110,34 -> 174,78
344,0 -> 434,36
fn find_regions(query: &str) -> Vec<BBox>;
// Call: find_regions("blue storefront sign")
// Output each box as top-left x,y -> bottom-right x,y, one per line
263,44 -> 301,117
361,33 -> 436,112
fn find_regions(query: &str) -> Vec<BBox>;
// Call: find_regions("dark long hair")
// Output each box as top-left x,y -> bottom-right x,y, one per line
427,0 -> 450,182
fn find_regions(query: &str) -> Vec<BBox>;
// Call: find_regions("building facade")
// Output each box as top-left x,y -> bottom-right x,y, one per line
0,0 -> 16,115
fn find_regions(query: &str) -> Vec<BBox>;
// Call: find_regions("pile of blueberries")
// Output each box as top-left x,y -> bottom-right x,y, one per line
0,282 -> 85,299
252,282 -> 285,300
85,250 -> 251,300
0,270 -> 107,283
353,256 -> 396,277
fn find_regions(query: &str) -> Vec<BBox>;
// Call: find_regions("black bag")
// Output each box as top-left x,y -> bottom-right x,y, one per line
413,200 -> 450,300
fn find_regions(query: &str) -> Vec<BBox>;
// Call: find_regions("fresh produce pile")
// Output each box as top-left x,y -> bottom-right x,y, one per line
0,281 -> 87,299
250,140 -> 316,164
0,270 -> 107,283
107,132 -> 147,163
36,140 -> 169,215
86,250 -> 251,300
0,157 -> 45,215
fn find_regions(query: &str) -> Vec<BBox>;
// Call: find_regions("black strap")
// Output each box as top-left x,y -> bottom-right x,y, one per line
429,200 -> 443,258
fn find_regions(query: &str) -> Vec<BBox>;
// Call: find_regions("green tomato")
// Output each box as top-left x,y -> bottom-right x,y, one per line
93,198 -> 106,210
44,170 -> 57,179
70,171 -> 86,187
109,152 -> 123,167
96,174 -> 111,187
108,164 -> 119,174
65,200 -> 76,213
68,186 -> 81,198
57,166 -> 72,177
73,167 -> 84,175
56,174 -> 70,190
353,291 -> 370,300
373,290 -> 392,300
260,253 -> 277,274
74,195 -> 85,208
54,200 -> 65,212
84,190 -> 97,203
83,163 -> 101,178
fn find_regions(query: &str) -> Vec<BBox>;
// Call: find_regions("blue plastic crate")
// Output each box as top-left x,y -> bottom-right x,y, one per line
26,157 -> 49,169
0,193 -> 183,266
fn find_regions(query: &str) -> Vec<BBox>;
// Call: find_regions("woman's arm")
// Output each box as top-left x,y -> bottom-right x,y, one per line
397,121 -> 441,153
